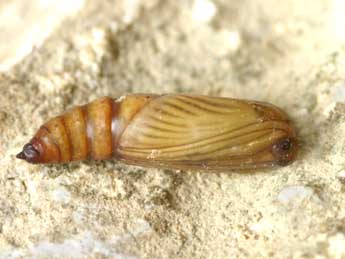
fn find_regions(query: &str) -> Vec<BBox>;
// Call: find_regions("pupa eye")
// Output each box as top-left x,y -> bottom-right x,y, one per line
275,139 -> 293,152
271,137 -> 297,166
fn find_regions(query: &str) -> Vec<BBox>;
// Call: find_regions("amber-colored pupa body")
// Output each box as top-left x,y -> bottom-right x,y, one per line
17,94 -> 298,170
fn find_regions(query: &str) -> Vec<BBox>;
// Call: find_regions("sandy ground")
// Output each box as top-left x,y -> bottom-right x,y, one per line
1,0 -> 345,258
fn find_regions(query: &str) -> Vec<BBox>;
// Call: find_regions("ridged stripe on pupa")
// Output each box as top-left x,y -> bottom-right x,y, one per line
121,128 -> 286,161
44,116 -> 72,162
62,106 -> 88,161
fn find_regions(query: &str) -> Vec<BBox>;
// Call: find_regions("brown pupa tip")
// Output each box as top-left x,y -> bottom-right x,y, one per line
16,143 -> 40,163
16,151 -> 26,160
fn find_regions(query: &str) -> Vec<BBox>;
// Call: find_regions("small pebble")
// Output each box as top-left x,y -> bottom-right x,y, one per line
277,185 -> 314,205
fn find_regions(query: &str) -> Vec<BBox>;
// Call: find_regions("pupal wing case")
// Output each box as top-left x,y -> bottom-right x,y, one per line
116,94 -> 298,170
17,94 -> 298,170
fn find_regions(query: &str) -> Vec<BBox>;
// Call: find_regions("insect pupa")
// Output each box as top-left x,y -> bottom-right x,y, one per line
16,94 -> 298,170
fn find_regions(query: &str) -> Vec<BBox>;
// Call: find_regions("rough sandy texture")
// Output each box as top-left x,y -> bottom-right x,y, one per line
1,0 -> 345,258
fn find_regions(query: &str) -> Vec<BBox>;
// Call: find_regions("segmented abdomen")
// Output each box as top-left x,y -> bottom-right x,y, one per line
41,95 -> 156,162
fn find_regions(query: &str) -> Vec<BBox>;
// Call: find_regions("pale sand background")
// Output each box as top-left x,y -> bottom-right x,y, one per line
1,0 -> 345,258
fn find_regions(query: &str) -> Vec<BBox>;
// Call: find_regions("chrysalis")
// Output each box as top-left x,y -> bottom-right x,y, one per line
17,94 -> 298,170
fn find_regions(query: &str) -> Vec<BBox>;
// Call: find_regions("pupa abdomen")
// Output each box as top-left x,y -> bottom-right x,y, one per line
17,94 -> 298,170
